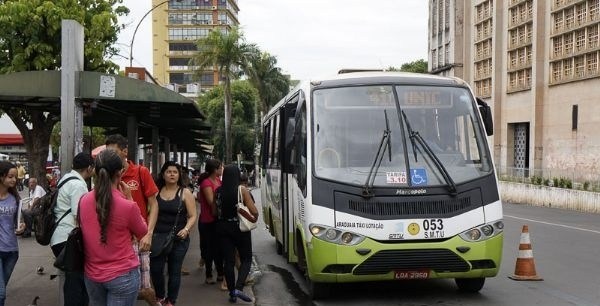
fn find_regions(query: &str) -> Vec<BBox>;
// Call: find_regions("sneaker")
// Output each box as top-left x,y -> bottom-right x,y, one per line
234,289 -> 253,303
228,295 -> 237,303
156,298 -> 165,306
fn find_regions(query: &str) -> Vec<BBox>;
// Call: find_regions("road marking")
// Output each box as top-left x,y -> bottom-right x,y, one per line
505,215 -> 600,235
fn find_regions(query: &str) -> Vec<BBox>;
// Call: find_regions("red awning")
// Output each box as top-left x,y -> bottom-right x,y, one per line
0,134 -> 23,145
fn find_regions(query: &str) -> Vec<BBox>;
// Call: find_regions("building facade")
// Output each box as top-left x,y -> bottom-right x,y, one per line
429,0 -> 600,181
152,0 -> 240,97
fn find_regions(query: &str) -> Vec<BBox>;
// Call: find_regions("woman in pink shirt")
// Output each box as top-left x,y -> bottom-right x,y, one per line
196,159 -> 223,284
79,150 -> 147,306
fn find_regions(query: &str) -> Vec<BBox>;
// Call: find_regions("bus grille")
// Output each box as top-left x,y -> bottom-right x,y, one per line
347,196 -> 472,217
353,249 -> 470,275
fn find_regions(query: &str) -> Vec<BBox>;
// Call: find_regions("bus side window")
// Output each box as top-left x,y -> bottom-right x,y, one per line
262,121 -> 271,170
296,103 -> 307,195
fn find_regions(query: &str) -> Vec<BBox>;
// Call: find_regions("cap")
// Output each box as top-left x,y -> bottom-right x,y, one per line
72,152 -> 94,170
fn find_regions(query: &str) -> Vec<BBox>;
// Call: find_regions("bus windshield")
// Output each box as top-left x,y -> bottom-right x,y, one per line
312,85 -> 492,187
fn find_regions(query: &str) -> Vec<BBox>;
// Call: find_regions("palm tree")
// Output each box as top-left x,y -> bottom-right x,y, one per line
192,27 -> 256,163
246,51 -> 291,170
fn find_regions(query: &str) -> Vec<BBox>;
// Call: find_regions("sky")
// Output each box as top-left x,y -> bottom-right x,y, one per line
114,0 -> 429,80
1,0 -> 429,133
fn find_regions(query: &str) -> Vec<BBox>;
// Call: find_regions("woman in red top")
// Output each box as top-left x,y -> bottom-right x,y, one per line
80,149 -> 147,306
196,159 -> 223,284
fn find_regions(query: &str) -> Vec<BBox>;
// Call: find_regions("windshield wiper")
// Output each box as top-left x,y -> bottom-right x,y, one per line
401,110 -> 457,194
363,110 -> 392,197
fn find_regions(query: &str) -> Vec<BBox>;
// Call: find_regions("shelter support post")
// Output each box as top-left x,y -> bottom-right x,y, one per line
152,127 -> 159,175
127,116 -> 138,163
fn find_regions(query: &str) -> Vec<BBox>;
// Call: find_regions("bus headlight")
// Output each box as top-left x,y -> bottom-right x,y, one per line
309,224 -> 365,245
459,220 -> 504,242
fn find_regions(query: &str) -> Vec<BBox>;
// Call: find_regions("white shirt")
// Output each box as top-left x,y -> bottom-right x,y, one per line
29,185 -> 46,205
50,170 -> 89,246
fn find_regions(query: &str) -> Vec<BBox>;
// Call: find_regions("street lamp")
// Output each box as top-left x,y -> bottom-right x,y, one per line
129,0 -> 182,67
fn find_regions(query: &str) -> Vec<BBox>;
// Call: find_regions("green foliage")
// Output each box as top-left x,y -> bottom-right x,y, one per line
246,51 -> 290,114
553,177 -> 559,187
543,178 -> 550,186
0,0 -> 128,187
192,27 -> 257,163
197,80 -> 259,162
530,175 -> 543,185
583,181 -> 590,190
387,59 -> 428,73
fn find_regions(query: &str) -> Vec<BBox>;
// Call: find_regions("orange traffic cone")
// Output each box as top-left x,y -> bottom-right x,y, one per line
508,225 -> 543,281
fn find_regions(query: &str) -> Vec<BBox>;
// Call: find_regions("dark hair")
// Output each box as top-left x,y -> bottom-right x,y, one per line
240,172 -> 248,184
156,161 -> 184,190
0,161 -> 20,202
73,152 -> 94,170
197,158 -> 222,185
219,164 -> 241,209
93,149 -> 124,244
105,134 -> 128,150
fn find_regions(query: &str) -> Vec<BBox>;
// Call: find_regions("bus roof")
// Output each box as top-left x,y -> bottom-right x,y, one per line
263,72 -> 470,119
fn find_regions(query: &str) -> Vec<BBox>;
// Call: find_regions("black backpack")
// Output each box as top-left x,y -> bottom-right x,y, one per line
31,176 -> 78,246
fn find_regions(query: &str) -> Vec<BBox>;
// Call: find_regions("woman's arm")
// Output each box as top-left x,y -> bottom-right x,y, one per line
177,188 -> 197,239
201,186 -> 216,216
242,187 -> 259,218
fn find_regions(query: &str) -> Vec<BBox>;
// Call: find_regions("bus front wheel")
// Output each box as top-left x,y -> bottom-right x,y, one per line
455,277 -> 485,293
307,277 -> 330,300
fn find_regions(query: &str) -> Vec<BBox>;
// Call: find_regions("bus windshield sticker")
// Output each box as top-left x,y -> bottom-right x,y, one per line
386,172 -> 407,184
410,168 -> 428,186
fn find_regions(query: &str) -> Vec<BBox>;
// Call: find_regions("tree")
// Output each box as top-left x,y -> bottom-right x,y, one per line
246,51 -> 290,174
197,80 -> 259,162
192,27 -> 256,163
388,59 -> 428,73
0,0 -> 128,187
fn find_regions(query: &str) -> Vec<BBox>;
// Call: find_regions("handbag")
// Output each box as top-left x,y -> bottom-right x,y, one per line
150,188 -> 183,258
54,202 -> 84,272
236,186 -> 257,232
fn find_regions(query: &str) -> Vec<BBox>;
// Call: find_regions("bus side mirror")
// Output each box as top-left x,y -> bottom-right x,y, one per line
476,98 -> 494,136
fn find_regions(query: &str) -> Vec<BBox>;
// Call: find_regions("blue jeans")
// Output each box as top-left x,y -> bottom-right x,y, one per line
150,237 -> 190,304
84,268 -> 140,306
0,251 -> 19,306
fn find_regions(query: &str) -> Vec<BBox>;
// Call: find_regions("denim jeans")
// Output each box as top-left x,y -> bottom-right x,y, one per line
150,237 -> 190,304
84,268 -> 140,306
0,251 -> 19,306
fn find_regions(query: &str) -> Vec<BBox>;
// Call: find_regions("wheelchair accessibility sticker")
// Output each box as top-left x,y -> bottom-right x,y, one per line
411,168 -> 428,186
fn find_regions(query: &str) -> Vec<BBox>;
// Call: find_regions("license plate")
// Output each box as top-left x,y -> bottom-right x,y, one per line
394,270 -> 430,279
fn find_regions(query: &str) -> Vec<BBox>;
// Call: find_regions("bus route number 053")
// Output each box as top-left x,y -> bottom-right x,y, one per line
423,219 -> 444,230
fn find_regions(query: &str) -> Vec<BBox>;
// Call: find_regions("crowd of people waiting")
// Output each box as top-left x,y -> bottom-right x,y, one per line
0,134 -> 258,306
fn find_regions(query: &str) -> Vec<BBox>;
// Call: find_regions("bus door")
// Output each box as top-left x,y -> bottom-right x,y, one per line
280,93 -> 301,260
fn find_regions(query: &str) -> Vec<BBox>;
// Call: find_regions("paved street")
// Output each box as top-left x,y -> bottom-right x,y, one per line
6,190 -> 256,306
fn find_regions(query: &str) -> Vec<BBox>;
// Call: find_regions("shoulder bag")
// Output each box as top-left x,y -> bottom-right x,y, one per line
54,200 -> 84,272
150,188 -> 183,258
237,186 -> 257,232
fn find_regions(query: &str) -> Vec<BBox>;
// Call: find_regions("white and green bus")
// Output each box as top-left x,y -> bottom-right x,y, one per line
260,72 -> 503,298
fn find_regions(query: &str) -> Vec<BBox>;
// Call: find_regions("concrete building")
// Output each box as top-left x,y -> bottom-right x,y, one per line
428,0 -> 600,181
152,0 -> 240,97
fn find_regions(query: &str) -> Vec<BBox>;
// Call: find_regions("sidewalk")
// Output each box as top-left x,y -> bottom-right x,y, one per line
7,190 -> 256,305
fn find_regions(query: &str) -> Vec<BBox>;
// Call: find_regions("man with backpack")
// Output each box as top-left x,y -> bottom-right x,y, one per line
105,134 -> 160,306
50,152 -> 95,306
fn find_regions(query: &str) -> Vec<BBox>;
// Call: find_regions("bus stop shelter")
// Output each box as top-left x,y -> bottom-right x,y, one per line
0,70 -> 210,174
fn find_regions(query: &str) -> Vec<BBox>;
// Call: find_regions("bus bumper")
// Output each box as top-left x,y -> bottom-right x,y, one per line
305,233 -> 503,283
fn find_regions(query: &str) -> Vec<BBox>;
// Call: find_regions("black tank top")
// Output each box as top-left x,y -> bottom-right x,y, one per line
215,186 -> 237,221
155,188 -> 187,233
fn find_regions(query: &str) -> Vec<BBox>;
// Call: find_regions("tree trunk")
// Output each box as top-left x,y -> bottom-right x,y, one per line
6,108 -> 56,190
224,75 -> 232,164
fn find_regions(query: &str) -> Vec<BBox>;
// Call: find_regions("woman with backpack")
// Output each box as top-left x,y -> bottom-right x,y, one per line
0,161 -> 26,306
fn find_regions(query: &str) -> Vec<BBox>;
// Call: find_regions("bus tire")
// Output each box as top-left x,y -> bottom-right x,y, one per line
455,277 -> 485,293
307,278 -> 330,300
276,240 -> 284,255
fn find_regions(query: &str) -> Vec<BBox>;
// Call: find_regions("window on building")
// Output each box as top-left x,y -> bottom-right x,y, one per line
554,12 -> 564,32
552,61 -> 563,81
553,36 -> 564,57
565,7 -> 575,28
564,58 -> 573,77
519,48 -> 526,65
432,50 -> 437,69
511,8 -> 519,25
168,28 -> 210,40
525,69 -> 532,87
587,51 -> 598,74
509,50 -> 518,68
576,3 -> 587,25
576,29 -> 586,51
518,26 -> 526,45
591,0 -> 600,20
509,72 -> 518,89
444,0 -> 450,28
588,25 -> 599,48
445,43 -> 450,63
575,55 -> 585,77
169,43 -> 198,52
526,47 -> 532,65
169,58 -> 192,66
564,33 -> 574,54
526,0 -> 533,19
